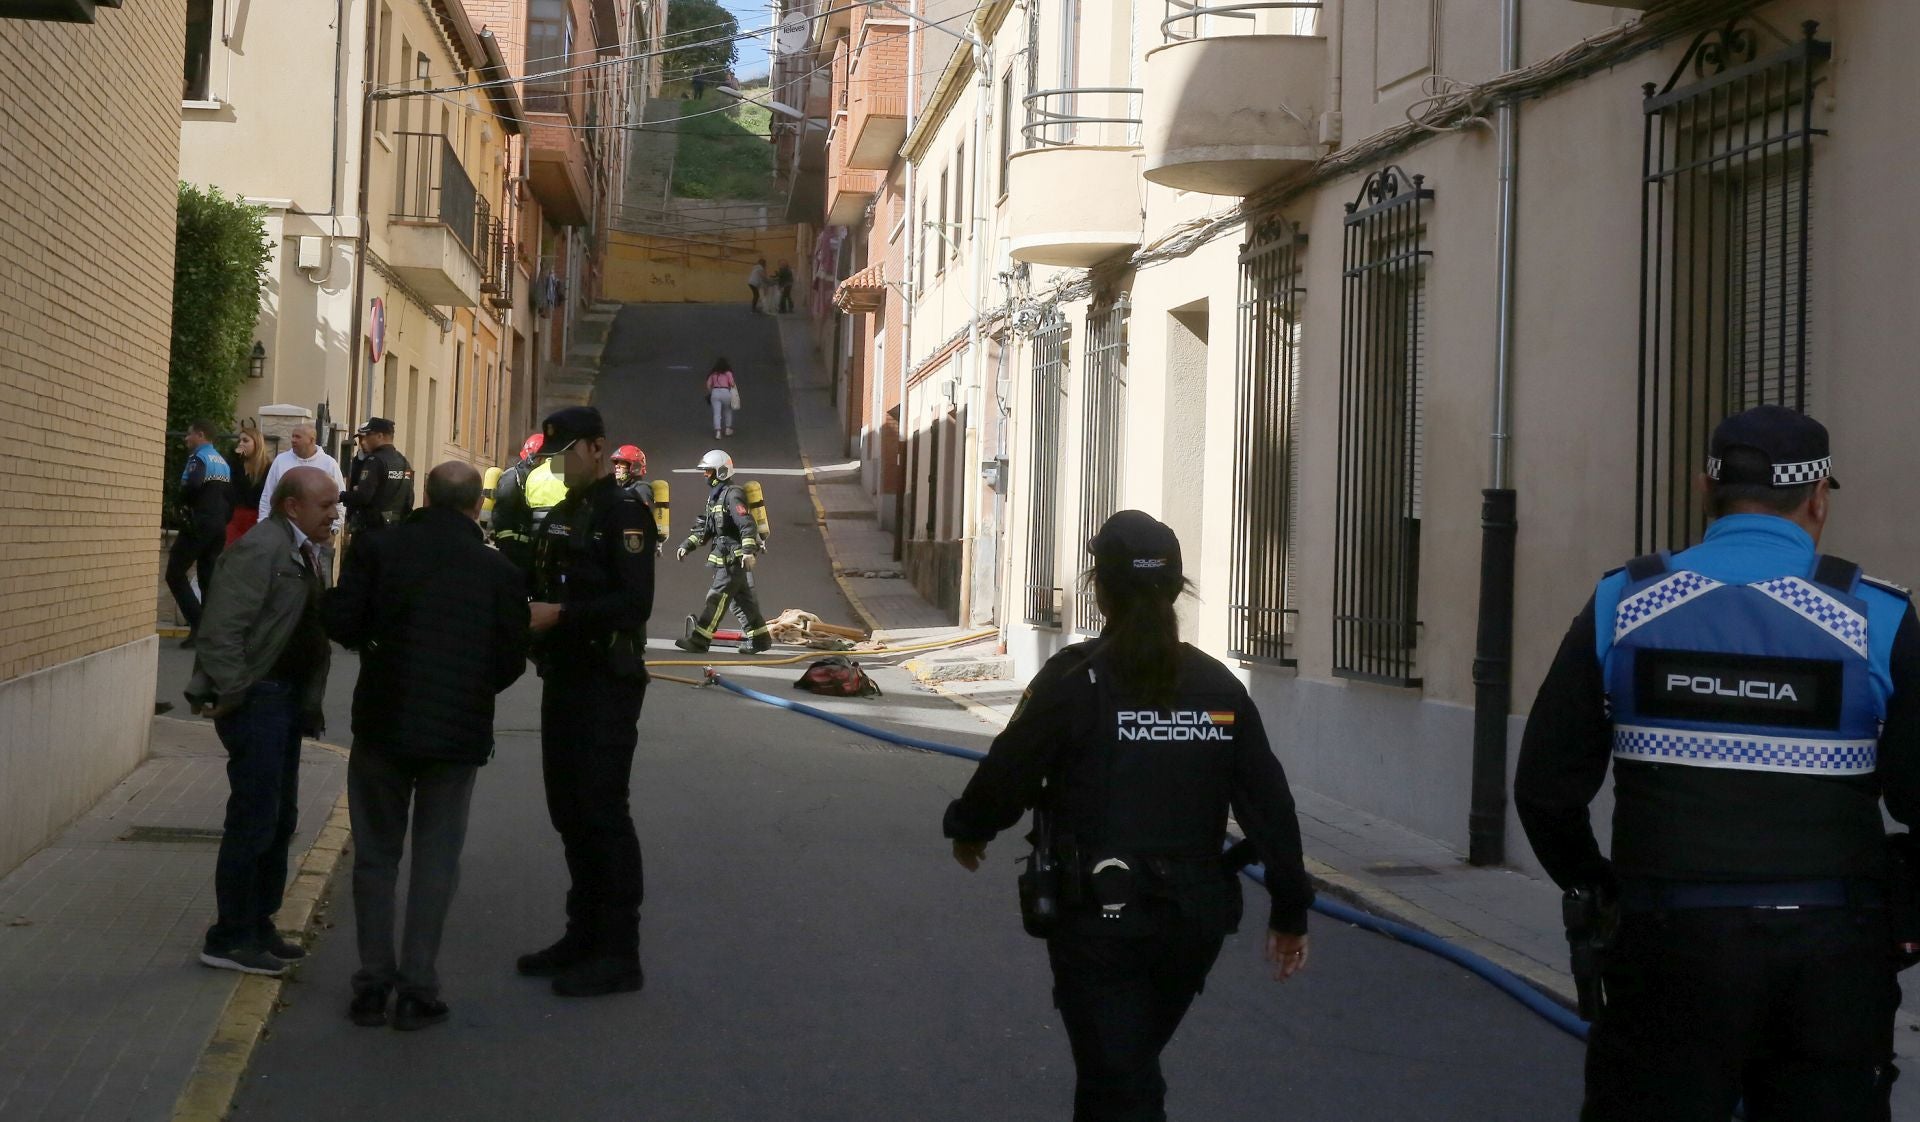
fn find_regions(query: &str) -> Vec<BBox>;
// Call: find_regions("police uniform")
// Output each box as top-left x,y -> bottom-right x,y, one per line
342,419 -> 414,537
944,511 -> 1313,1122
676,476 -> 770,652
519,407 -> 657,997
167,439 -> 234,635
1516,407 -> 1920,1121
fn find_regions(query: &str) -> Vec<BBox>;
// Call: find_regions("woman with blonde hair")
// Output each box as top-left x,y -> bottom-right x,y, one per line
225,425 -> 273,546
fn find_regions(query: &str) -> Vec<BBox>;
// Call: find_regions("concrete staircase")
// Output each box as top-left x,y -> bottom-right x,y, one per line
536,300 -> 623,419
621,97 -> 682,210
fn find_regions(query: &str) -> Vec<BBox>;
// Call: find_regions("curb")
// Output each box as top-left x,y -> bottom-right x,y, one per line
171,740 -> 353,1122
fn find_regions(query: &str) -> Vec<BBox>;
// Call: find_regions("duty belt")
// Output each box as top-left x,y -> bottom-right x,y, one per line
1619,878 -> 1885,912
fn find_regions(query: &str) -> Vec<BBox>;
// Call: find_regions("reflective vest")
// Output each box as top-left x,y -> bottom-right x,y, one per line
184,443 -> 232,485
525,459 -> 567,514
1604,551 -> 1888,880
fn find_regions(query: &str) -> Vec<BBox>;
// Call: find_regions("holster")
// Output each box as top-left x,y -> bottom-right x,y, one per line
1889,833 -> 1920,970
1562,886 -> 1619,1021
605,630 -> 649,683
1017,808 -> 1063,940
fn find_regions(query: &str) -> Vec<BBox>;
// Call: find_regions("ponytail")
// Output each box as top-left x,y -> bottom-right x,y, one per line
1090,571 -> 1189,708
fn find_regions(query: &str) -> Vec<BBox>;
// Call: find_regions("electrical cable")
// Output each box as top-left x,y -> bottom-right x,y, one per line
694,667 -> 1599,1044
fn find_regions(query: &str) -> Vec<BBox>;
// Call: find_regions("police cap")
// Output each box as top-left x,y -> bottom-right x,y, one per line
355,417 -> 395,437
539,406 -> 606,457
1708,405 -> 1839,489
1088,510 -> 1183,587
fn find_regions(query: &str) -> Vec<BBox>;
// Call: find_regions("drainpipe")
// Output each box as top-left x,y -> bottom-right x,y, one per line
344,0 -> 381,433
956,16 -> 992,626
1319,0 -> 1342,146
898,1 -> 919,565
1468,0 -> 1520,868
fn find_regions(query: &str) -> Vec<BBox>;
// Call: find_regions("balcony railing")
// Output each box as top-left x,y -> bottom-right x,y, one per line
1162,0 -> 1320,41
482,218 -> 514,309
1021,87 -> 1142,149
393,131 -> 487,262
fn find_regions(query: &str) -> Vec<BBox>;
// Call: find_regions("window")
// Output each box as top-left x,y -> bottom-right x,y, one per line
998,70 -> 1013,197
1635,21 -> 1827,553
452,341 -> 464,442
936,169 -> 948,274
374,5 -> 392,133
1075,297 -> 1129,633
1228,217 -> 1306,665
183,0 -> 214,101
1334,166 -> 1431,687
1024,313 -> 1070,627
955,142 -> 966,251
528,0 -> 576,115
917,199 -> 928,294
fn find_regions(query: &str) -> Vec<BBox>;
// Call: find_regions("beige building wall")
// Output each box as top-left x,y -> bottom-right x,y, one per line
0,4 -> 183,874
930,0 -> 1920,876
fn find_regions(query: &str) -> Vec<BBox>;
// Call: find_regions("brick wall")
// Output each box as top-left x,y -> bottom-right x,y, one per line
0,5 -> 184,682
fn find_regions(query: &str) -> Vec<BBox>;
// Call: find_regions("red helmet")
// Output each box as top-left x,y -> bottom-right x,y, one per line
519,433 -> 545,461
612,444 -> 645,475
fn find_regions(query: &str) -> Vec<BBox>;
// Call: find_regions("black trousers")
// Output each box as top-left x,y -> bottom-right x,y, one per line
348,747 -> 478,999
166,528 -> 223,631
1584,907 -> 1901,1122
691,561 -> 768,642
206,681 -> 302,953
1047,907 -> 1227,1122
540,668 -> 646,958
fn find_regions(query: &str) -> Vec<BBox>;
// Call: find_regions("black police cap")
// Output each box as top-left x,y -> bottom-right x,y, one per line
1088,510 -> 1184,586
540,406 -> 606,456
1707,405 -> 1839,489
354,417 -> 395,437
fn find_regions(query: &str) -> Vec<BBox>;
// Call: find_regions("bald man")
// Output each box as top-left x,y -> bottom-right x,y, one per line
257,423 -> 346,573
326,461 -> 530,1030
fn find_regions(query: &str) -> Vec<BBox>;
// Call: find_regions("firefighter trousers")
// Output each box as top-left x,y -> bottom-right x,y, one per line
691,560 -> 768,642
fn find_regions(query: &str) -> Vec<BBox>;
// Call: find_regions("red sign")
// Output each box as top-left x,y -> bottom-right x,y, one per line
367,297 -> 386,363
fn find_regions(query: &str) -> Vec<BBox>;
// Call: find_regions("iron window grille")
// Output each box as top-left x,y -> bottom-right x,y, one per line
1229,217 -> 1306,666
1335,167 -> 1430,687
1075,297 -> 1130,634
1635,20 -> 1828,554
1024,313 -> 1071,627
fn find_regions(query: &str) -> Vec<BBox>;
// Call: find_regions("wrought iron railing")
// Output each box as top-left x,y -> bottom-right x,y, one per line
1634,19 -> 1828,554
1020,87 -> 1142,149
1075,297 -> 1129,634
1023,313 -> 1070,628
1162,0 -> 1320,42
1229,217 -> 1306,665
482,218 -> 514,308
392,131 -> 487,262
1334,166 -> 1431,687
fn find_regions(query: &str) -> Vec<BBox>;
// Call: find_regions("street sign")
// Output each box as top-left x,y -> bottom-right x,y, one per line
367,297 -> 386,363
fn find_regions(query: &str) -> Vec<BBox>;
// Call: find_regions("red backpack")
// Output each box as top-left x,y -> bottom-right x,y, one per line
794,656 -> 881,698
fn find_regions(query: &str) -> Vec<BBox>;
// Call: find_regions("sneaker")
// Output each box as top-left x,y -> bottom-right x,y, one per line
673,637 -> 709,654
262,934 -> 306,960
724,427 -> 733,437
392,993 -> 450,1032
349,987 -> 390,1027
200,946 -> 287,976
714,429 -> 723,439
551,956 -> 643,998
516,935 -> 592,978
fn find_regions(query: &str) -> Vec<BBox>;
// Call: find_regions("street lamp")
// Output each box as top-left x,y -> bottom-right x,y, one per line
248,341 -> 267,379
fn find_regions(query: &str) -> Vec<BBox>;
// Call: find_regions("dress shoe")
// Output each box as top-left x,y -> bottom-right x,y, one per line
516,935 -> 592,978
349,987 -> 390,1027
551,955 -> 643,998
391,993 -> 449,1032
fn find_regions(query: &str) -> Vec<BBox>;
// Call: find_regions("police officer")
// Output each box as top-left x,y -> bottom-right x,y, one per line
341,417 -> 413,541
490,433 -> 546,575
944,510 -> 1314,1121
671,449 -> 771,654
518,406 -> 657,998
167,419 -> 234,646
1516,406 -> 1920,1121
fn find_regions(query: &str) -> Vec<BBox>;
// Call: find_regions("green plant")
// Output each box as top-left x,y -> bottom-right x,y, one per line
672,92 -> 775,201
663,0 -> 738,83
165,182 -> 272,524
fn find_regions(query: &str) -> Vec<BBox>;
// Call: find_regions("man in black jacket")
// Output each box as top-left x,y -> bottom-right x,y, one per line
325,461 -> 531,1031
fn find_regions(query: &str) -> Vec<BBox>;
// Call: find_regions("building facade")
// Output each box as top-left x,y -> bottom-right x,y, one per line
0,2 -> 184,874
846,0 -> 1920,875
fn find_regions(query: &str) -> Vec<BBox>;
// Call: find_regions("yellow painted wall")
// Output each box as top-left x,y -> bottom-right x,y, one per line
607,227 -> 803,304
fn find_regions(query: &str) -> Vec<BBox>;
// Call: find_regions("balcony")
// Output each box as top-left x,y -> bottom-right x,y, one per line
388,132 -> 487,308
1141,2 -> 1327,196
482,218 -> 514,312
1005,88 -> 1143,268
844,24 -> 909,169
825,114 -> 883,226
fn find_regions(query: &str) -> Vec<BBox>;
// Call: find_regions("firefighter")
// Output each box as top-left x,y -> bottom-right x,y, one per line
492,433 -> 566,577
672,449 -> 771,654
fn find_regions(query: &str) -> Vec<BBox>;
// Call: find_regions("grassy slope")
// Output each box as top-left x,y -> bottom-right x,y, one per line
671,90 -> 775,201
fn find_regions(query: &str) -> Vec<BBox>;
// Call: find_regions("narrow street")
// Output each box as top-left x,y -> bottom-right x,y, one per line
179,305 -> 1584,1120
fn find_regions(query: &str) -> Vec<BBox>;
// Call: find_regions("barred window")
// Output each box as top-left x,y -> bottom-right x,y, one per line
1075,298 -> 1129,633
1636,21 -> 1828,553
1024,314 -> 1070,627
1228,218 -> 1305,665
1334,167 -> 1430,687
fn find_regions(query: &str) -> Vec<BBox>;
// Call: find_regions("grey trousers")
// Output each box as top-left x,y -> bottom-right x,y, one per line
348,747 -> 478,999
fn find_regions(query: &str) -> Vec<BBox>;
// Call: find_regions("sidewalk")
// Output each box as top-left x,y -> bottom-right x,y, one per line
0,717 -> 349,1122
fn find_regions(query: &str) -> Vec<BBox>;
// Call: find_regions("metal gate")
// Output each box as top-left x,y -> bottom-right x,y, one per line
1076,297 -> 1130,634
1024,313 -> 1071,627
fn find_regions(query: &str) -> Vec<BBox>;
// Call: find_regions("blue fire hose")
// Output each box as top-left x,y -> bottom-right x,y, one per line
706,671 -> 1592,1043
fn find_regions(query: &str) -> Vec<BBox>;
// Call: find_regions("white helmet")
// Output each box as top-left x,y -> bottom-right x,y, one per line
697,449 -> 734,481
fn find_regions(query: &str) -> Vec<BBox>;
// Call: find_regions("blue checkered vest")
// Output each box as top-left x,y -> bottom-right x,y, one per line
1603,553 -> 1886,881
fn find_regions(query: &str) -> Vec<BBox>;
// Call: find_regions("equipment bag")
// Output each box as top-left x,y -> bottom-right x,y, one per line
794,656 -> 880,698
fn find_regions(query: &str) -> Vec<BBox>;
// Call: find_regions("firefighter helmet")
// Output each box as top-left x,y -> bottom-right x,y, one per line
612,444 -> 646,476
519,433 -> 545,462
697,449 -> 734,482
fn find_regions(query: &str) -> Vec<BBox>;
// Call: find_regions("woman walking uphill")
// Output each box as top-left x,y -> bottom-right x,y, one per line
944,510 -> 1314,1122
705,357 -> 737,439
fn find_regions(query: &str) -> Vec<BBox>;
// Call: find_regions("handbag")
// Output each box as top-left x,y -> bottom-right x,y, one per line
729,385 -> 743,411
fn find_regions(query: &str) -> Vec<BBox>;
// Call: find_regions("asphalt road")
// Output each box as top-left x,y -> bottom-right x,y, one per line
200,305 -> 1584,1120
